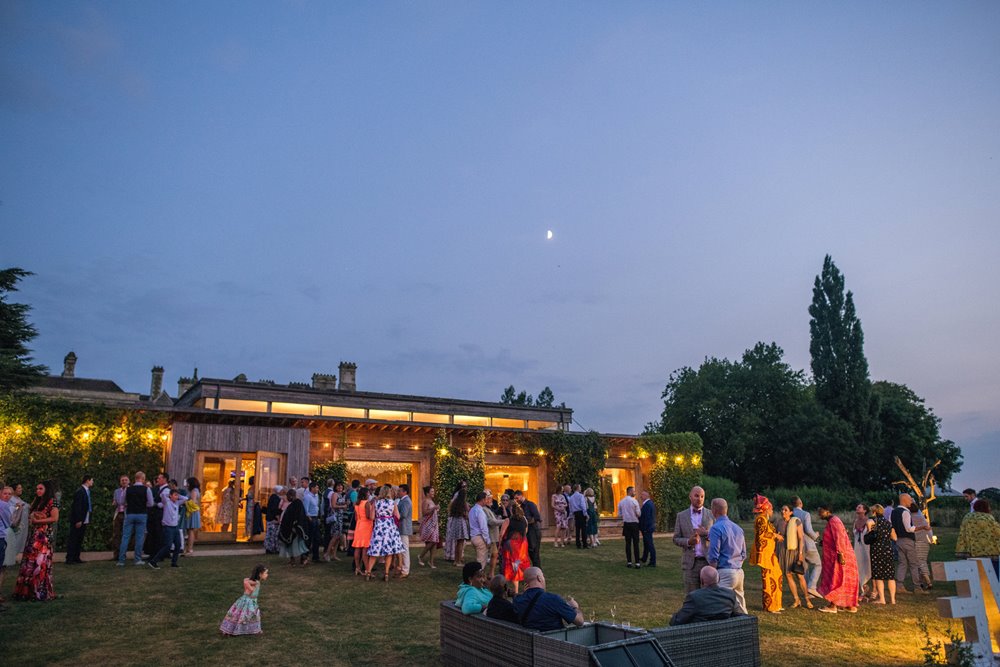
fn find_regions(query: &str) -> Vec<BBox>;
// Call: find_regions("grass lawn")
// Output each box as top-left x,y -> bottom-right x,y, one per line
0,526 -> 964,666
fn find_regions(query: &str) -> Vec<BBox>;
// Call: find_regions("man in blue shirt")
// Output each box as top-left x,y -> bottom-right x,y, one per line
707,497 -> 747,613
512,567 -> 584,631
303,482 -> 321,562
569,485 -> 588,549
469,492 -> 491,570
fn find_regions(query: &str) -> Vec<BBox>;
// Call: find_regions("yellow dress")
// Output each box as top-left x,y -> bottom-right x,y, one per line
751,514 -> 783,612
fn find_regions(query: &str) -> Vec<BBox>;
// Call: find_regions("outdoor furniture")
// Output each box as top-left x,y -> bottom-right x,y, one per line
440,601 -> 537,666
648,615 -> 761,667
440,601 -> 759,667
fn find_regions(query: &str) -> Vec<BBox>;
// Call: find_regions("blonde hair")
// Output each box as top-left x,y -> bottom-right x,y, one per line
378,485 -> 394,501
871,504 -> 884,517
584,488 -> 594,498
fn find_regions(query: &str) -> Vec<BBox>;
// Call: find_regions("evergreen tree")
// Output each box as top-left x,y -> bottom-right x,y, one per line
0,268 -> 47,393
499,385 -> 533,406
535,386 -> 555,407
808,255 -> 880,450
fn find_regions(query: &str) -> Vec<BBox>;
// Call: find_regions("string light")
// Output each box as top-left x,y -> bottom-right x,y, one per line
438,447 -> 449,456
674,455 -> 684,465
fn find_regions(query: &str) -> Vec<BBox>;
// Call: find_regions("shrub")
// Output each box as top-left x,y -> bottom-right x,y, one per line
541,430 -> 607,506
632,432 -> 704,531
701,475 -> 741,521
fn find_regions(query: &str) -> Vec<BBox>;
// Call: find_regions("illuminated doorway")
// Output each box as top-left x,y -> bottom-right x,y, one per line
196,451 -> 285,542
484,465 -> 537,504
598,468 -> 635,517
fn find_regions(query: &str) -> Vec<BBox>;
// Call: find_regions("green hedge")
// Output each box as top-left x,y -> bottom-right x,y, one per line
633,432 -> 704,531
701,475 -> 742,521
540,430 -> 607,505
432,429 -> 486,537
0,393 -> 168,551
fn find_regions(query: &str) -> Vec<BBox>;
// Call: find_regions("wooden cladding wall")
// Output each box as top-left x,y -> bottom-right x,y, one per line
168,422 -> 310,480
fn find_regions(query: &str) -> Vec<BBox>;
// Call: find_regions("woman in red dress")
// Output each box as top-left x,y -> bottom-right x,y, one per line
501,501 -> 530,594
14,480 -> 59,602
817,504 -> 859,613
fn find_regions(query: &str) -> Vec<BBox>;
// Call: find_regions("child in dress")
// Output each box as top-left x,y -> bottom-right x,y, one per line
220,564 -> 268,636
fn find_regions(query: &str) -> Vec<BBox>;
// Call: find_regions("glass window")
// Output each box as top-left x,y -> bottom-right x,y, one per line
216,398 -> 268,412
485,465 -> 537,504
412,412 -> 450,424
527,420 -> 558,430
270,401 -> 321,415
454,415 -> 489,426
321,405 -> 365,418
492,417 -> 525,429
598,468 -> 635,517
368,409 -> 411,422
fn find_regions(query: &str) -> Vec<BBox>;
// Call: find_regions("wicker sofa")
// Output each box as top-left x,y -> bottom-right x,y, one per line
649,615 -> 760,667
439,601 -> 759,667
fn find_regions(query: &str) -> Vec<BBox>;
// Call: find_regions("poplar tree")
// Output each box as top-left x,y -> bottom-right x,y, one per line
808,256 -> 880,454
0,268 -> 48,393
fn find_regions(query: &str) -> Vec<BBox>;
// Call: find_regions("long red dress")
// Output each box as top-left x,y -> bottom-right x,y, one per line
818,515 -> 859,608
503,518 -> 530,583
13,499 -> 56,602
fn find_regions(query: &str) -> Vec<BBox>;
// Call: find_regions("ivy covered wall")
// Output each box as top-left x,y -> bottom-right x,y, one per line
0,393 -> 169,551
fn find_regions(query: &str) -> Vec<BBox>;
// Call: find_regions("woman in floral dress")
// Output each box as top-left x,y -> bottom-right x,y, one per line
418,485 -> 439,568
13,480 -> 59,602
551,487 -> 569,548
749,494 -> 783,613
220,564 -> 267,635
366,485 -> 404,581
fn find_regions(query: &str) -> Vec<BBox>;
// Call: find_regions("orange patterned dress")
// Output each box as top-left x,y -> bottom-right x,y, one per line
750,513 -> 783,612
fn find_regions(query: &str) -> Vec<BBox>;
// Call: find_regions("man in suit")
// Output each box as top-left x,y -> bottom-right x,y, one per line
65,474 -> 94,564
792,496 -> 822,597
673,485 -> 714,592
670,565 -> 745,625
515,490 -> 543,567
639,490 -> 657,567
396,484 -> 413,577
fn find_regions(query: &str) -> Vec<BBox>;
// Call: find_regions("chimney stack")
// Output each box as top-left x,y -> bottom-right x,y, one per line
312,373 -> 337,391
150,366 -> 164,399
338,362 -> 357,392
177,368 -> 198,397
62,351 -> 77,378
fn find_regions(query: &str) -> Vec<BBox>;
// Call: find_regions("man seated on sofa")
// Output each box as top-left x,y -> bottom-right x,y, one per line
670,565 -> 745,625
513,566 -> 584,631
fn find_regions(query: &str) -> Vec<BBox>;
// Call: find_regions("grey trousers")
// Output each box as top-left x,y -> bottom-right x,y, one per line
804,544 -> 822,590
895,537 -> 923,588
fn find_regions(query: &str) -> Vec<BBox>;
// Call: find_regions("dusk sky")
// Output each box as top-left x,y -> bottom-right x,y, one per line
3,3 -> 998,492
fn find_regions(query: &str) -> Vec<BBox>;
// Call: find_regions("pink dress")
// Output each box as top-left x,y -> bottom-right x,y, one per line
818,515 -> 859,608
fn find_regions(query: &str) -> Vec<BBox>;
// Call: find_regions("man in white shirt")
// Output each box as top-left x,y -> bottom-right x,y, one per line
617,486 -> 641,568
469,491 -> 491,570
673,486 -> 714,592
891,493 -> 928,593
963,489 -> 977,514
569,484 -> 588,549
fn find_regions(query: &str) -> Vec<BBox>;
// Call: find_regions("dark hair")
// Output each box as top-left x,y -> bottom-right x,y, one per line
351,479 -> 360,489
31,480 -> 55,511
462,561 -> 482,584
286,489 -> 297,501
453,480 -> 466,495
399,484 -> 409,493
510,501 -> 525,522
356,488 -> 368,503
963,488 -> 977,497
309,482 -> 319,491
973,498 -> 991,513
817,504 -> 831,513
475,491 -> 488,503
449,489 -> 468,518
81,475 -> 93,485
248,476 -> 255,486
423,485 -> 432,495
169,479 -> 179,487
187,477 -> 201,490
334,481 -> 345,492
250,564 -> 268,581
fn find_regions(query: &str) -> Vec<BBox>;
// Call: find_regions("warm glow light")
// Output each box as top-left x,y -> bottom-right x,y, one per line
675,455 -> 684,465
438,447 -> 449,456
514,449 -> 523,455
145,433 -> 154,440
411,445 -> 420,451
491,448 -> 499,454
323,442 -> 330,449
656,454 -> 666,463
536,449 -> 546,456
14,427 -> 23,435
383,444 -> 392,449
81,432 -> 92,441
160,434 -> 168,441
692,455 -> 701,466
114,433 -> 123,440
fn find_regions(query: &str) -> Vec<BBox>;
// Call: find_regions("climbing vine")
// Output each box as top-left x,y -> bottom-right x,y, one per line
632,432 -> 704,530
540,430 -> 609,503
432,429 -> 486,537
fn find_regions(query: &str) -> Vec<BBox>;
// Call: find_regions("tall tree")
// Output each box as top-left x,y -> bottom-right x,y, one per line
535,386 -> 555,407
808,255 -> 880,450
0,268 -> 47,392
499,385 -> 533,406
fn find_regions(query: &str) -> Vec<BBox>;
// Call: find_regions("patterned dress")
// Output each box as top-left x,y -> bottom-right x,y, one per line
367,498 -> 404,557
420,501 -> 440,543
865,517 -> 895,580
503,517 -> 530,583
552,493 -> 569,531
220,578 -> 262,635
819,515 -> 859,608
750,513 -> 782,612
13,499 -> 56,602
217,486 -> 235,525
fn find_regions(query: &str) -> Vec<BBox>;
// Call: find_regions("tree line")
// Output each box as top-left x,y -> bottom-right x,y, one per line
646,255 -> 962,494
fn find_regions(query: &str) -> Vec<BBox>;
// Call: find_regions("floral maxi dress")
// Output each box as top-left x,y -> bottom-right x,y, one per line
13,499 -> 56,602
367,499 -> 404,557
220,578 -> 263,635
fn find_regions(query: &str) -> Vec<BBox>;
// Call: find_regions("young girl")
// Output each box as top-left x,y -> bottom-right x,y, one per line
220,564 -> 268,636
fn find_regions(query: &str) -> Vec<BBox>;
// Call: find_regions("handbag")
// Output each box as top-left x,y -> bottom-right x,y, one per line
790,560 -> 805,575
